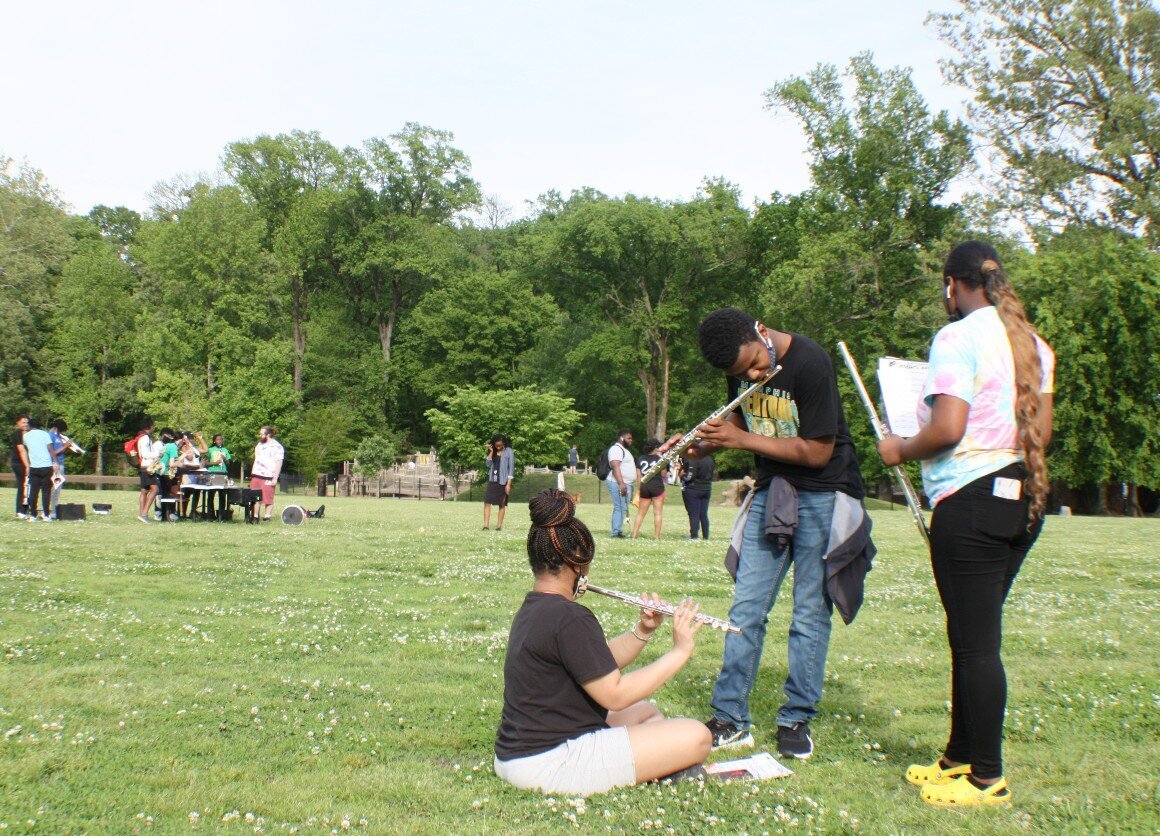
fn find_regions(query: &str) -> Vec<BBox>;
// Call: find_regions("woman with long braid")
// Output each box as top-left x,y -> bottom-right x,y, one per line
494,489 -> 712,795
878,241 -> 1054,807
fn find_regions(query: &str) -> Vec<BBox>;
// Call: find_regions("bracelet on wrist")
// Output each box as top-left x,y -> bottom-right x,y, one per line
631,624 -> 654,643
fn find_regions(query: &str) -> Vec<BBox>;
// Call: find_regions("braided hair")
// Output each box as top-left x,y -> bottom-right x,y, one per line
526,489 -> 595,576
944,241 -> 1049,521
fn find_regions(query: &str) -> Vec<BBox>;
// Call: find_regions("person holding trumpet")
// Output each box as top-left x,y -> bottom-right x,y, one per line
877,242 -> 1054,807
494,489 -> 711,796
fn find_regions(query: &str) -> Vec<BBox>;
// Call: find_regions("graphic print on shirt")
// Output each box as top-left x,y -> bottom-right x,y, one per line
740,386 -> 799,440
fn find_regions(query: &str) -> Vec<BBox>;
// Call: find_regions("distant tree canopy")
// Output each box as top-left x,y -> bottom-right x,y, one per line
3,19 -> 1157,511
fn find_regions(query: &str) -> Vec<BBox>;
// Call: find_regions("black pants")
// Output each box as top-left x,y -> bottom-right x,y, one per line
929,463 -> 1042,779
13,461 -> 28,514
27,466 -> 53,517
683,487 -> 711,539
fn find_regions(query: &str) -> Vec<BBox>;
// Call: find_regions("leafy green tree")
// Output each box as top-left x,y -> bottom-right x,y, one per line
931,0 -> 1160,239
286,400 -> 362,479
1018,227 -> 1160,511
353,433 -> 403,477
133,184 -> 281,399
225,131 -> 349,395
396,269 -> 559,395
87,205 -> 142,263
46,239 -> 138,473
525,182 -> 751,440
0,157 -> 73,418
332,125 -> 480,374
426,386 -> 582,472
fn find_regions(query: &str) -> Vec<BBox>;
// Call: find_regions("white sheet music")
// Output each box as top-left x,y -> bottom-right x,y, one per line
876,357 -> 929,438
705,751 -> 793,780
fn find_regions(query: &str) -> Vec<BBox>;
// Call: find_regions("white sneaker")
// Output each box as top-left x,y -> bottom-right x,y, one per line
37,514 -> 51,522
16,512 -> 27,520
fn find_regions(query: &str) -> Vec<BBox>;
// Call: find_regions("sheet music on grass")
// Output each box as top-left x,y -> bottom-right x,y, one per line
876,357 -> 929,438
705,751 -> 793,781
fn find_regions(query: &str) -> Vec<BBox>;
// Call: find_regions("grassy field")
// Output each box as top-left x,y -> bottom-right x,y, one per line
0,487 -> 1156,833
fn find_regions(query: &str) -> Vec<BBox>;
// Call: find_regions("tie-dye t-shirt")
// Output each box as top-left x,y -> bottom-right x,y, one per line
916,306 -> 1055,506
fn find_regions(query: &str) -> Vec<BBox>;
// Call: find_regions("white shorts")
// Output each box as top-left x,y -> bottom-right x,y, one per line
494,726 -> 636,796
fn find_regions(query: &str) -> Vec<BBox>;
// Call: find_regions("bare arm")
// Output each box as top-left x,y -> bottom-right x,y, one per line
582,600 -> 701,712
879,395 -> 969,466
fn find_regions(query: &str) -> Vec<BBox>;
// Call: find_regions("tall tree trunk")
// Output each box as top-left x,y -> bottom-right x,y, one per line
1126,484 -> 1141,517
656,336 -> 670,439
95,441 -> 103,491
291,272 -> 306,396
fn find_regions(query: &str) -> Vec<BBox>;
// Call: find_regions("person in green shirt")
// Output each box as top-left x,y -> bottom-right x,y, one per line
156,429 -> 181,520
205,434 -> 232,519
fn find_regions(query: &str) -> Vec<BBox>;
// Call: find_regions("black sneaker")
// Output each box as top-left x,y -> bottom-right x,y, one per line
776,721 -> 813,760
705,718 -> 754,750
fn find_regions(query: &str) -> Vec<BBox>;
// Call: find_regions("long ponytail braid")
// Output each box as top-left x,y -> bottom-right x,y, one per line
979,259 -> 1049,520
945,241 -> 1049,522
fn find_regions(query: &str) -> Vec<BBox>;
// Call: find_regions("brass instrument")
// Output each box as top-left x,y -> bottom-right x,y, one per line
59,434 -> 86,455
836,341 -> 930,545
575,577 -> 741,634
640,365 -> 783,485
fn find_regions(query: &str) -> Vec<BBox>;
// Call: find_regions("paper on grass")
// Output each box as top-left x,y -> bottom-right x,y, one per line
705,751 -> 793,781
876,357 -> 929,438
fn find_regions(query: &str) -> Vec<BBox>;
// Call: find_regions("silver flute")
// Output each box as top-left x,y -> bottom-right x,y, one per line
639,365 -> 783,485
575,578 -> 742,634
836,341 -> 930,545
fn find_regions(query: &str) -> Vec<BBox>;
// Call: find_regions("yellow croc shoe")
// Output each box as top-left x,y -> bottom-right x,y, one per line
921,775 -> 1012,807
905,758 -> 971,786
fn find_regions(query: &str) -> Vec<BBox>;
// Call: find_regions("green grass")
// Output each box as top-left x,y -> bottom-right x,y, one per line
0,488 -> 1156,833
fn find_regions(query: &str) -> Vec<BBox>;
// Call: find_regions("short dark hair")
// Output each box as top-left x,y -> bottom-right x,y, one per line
50,418 -> 68,432
28,417 -> 41,429
699,307 -> 759,370
213,434 -> 224,446
643,438 -> 661,454
15,413 -> 28,422
141,416 -> 154,432
617,429 -> 633,441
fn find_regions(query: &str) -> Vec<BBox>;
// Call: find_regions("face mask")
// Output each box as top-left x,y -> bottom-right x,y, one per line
945,283 -> 963,322
754,322 -> 777,367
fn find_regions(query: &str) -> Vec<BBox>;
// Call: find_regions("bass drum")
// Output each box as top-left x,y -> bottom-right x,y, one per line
281,504 -> 307,525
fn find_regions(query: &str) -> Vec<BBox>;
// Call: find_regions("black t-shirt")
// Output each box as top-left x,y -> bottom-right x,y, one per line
637,453 -> 665,498
683,456 -> 715,492
495,592 -> 618,761
728,334 -> 864,498
10,428 -> 25,469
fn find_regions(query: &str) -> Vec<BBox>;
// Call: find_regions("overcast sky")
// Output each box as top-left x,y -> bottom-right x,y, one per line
3,0 -> 970,217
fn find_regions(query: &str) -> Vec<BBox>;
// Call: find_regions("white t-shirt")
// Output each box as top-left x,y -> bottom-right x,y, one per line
253,439 -> 285,479
137,434 -> 156,469
607,443 -> 637,483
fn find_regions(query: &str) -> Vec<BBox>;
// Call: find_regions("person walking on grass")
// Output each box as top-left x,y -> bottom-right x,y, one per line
482,435 -> 514,530
877,241 -> 1054,808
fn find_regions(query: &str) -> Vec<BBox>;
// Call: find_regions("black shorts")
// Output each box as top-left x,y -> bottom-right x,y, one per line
638,480 -> 665,500
139,469 -> 159,489
484,481 -> 509,507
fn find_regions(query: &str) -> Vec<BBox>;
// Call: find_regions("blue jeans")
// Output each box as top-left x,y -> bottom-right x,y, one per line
711,486 -> 836,729
606,478 -> 635,535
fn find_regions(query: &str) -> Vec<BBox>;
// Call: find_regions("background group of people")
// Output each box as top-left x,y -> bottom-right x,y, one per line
495,241 -> 1053,810
603,430 -> 716,541
9,415 -> 82,521
130,419 -> 283,523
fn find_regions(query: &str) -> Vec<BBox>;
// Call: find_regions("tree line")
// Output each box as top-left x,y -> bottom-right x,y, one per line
2,0 -> 1156,513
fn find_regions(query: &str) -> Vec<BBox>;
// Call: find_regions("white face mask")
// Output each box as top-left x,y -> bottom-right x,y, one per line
754,322 -> 777,367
